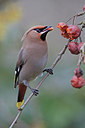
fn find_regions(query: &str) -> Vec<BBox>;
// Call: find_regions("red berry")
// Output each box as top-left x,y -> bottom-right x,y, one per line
71,75 -> 78,88
78,42 -> 84,52
74,67 -> 83,77
78,76 -> 85,87
71,75 -> 85,88
57,22 -> 68,32
61,31 -> 69,39
83,5 -> 85,11
68,42 -> 79,55
66,25 -> 81,40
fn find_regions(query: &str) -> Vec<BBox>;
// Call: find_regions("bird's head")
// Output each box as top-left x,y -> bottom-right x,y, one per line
21,25 -> 53,42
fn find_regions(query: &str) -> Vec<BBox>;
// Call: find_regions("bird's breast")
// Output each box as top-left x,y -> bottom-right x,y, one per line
34,53 -> 48,69
19,42 -> 48,82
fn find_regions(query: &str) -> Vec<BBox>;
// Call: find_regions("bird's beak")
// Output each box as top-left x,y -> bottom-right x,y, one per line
40,26 -> 53,35
43,26 -> 53,32
46,26 -> 53,31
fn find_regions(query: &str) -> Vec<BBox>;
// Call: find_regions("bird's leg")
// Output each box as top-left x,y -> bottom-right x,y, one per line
43,68 -> 53,75
22,80 -> 39,96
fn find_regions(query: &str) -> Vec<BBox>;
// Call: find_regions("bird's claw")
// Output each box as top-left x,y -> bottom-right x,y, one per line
43,68 -> 53,75
31,88 -> 39,96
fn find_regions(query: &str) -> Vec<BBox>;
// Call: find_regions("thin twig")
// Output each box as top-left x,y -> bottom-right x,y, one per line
77,43 -> 85,66
9,40 -> 70,128
66,11 -> 85,23
77,53 -> 83,67
72,16 -> 76,25
79,36 -> 82,43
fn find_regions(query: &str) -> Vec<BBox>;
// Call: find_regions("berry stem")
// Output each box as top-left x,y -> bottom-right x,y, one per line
79,36 -> 82,42
72,16 -> 76,25
77,53 -> 83,67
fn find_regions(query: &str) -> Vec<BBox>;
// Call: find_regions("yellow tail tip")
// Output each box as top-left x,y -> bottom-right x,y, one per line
17,100 -> 24,109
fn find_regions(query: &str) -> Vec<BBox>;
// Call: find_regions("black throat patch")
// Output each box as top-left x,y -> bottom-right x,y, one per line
40,31 -> 48,41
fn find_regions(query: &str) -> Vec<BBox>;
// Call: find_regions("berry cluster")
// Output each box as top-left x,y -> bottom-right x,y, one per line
68,42 -> 84,55
57,23 -> 81,40
57,5 -> 85,89
71,68 -> 85,88
57,22 -> 85,55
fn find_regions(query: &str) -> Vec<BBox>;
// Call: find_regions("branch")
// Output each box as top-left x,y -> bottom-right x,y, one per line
9,40 -> 70,128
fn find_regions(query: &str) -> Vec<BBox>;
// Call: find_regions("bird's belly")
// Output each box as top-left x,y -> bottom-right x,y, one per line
34,54 -> 48,70
19,54 -> 48,82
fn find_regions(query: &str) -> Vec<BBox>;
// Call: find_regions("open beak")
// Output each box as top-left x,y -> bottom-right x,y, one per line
40,26 -> 53,35
43,26 -> 53,32
46,26 -> 53,31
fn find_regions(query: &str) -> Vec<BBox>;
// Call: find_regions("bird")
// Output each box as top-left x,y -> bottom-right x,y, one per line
14,25 -> 53,109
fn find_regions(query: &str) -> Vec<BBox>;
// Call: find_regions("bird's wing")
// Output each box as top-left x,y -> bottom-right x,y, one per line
14,48 -> 26,88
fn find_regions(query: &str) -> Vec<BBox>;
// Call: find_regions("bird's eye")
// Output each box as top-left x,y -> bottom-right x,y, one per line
34,27 -> 47,33
34,29 -> 41,33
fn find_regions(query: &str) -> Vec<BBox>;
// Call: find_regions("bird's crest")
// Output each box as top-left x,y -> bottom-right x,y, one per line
21,25 -> 46,41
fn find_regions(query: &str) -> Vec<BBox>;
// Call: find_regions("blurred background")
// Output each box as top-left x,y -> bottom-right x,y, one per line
0,0 -> 85,128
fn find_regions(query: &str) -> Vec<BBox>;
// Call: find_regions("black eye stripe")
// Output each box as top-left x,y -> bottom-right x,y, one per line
40,26 -> 47,31
34,29 -> 41,33
34,26 -> 47,33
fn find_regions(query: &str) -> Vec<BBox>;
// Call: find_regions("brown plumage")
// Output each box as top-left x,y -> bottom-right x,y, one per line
14,25 -> 53,109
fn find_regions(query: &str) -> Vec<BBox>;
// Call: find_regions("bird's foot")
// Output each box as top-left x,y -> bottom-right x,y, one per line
43,68 -> 53,75
31,88 -> 39,96
22,80 -> 39,96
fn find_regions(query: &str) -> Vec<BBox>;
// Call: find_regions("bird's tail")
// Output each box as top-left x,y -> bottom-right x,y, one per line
17,84 -> 27,109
